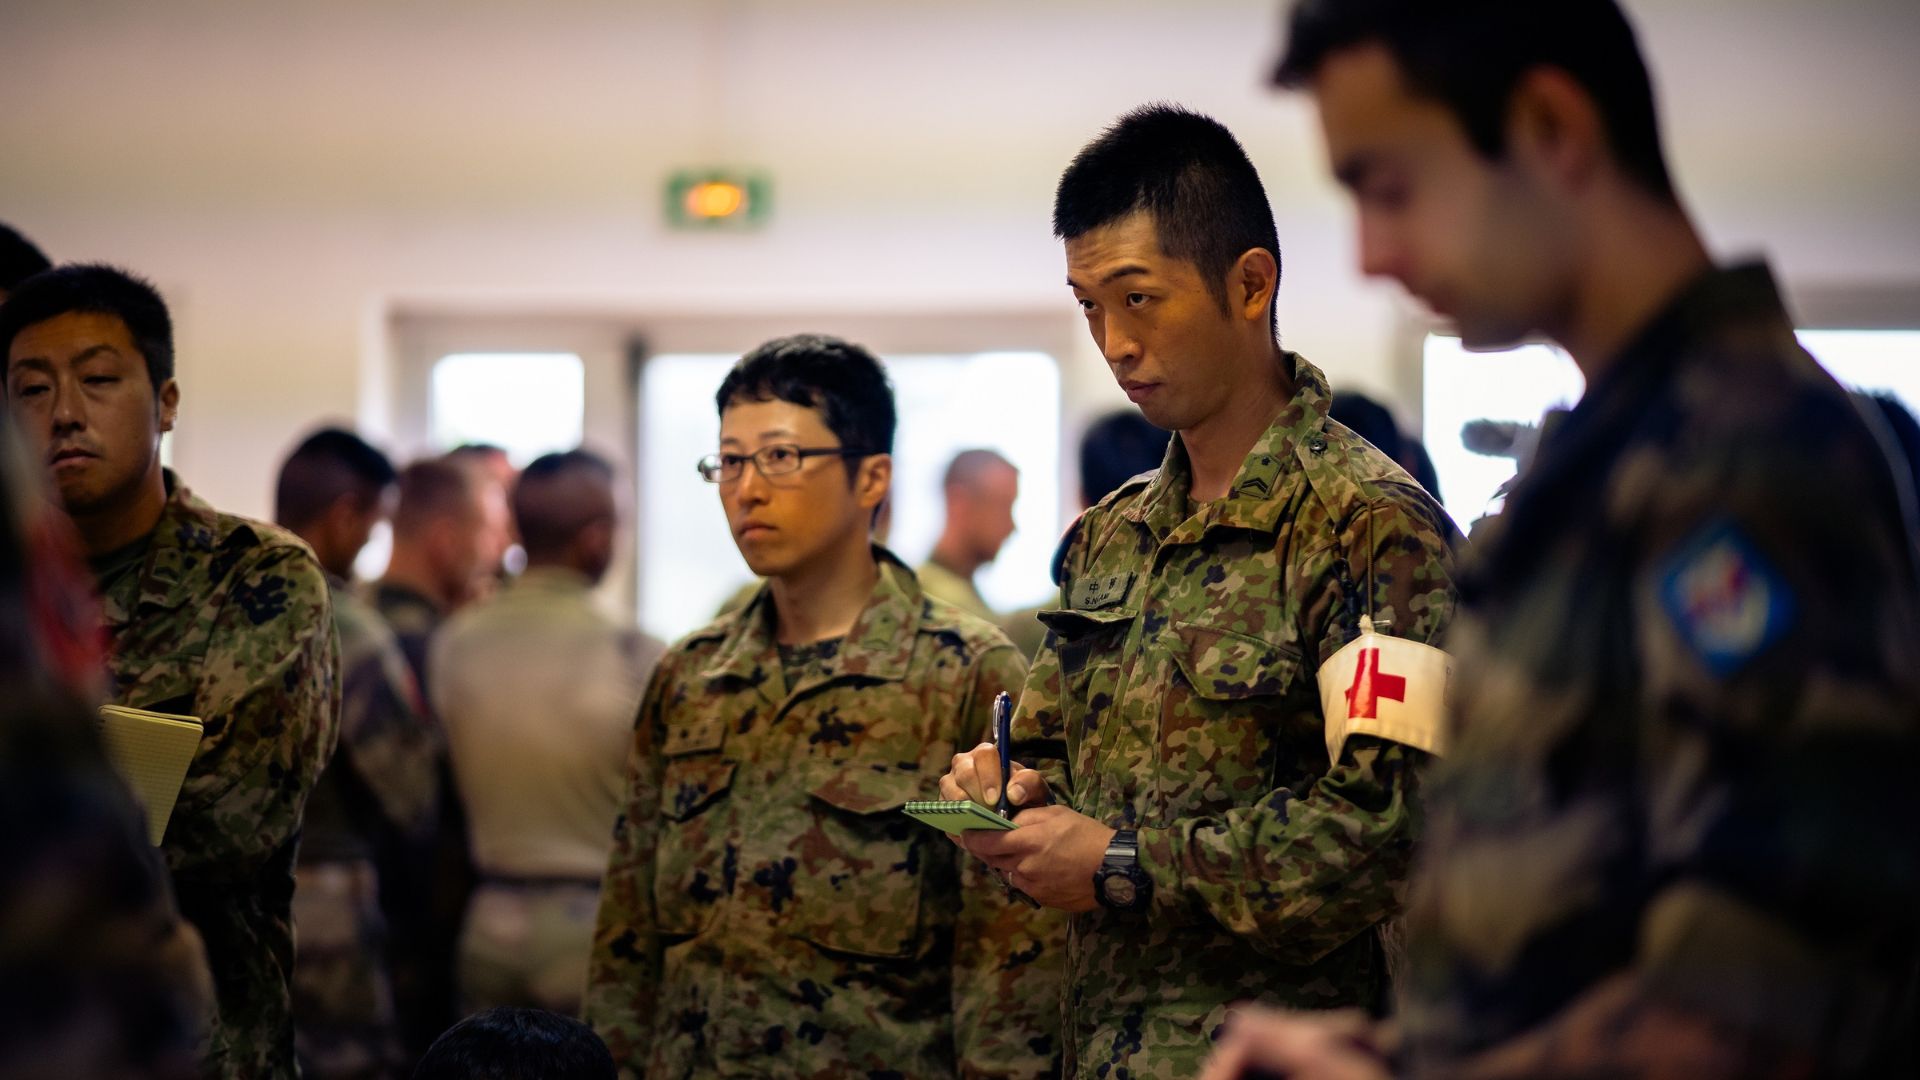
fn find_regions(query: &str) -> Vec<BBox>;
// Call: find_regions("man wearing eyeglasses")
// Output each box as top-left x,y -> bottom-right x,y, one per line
586,333 -> 1063,1079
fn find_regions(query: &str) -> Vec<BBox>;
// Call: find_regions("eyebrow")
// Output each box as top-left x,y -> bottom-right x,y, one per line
6,356 -> 54,376
1333,153 -> 1377,191
1066,264 -> 1153,291
718,427 -> 797,447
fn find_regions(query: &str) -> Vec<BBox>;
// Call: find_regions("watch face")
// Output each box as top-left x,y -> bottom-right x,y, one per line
1102,875 -> 1137,907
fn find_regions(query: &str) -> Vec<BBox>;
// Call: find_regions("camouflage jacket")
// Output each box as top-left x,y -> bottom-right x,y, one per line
98,472 -> 340,1080
587,550 -> 1065,1079
1400,264 -> 1920,1078
298,576 -> 440,864
368,580 -> 442,698
1012,353 -> 1461,1080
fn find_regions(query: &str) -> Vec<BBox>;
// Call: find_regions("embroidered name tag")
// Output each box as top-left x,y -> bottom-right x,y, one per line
1070,573 -> 1133,612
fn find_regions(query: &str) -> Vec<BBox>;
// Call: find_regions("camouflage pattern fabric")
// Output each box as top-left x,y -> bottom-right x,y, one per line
459,878 -> 603,1016
292,859 -> 403,1080
1399,264 -> 1920,1078
294,578 -> 442,1079
365,577 -> 468,1060
96,471 -> 340,1080
587,550 -> 1065,1079
1010,353 -> 1461,1080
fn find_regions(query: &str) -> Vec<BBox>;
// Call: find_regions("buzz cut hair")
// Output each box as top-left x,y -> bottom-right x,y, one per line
1053,104 -> 1282,334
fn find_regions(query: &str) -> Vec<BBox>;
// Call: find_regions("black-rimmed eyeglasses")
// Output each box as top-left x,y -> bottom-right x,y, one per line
696,444 -> 875,484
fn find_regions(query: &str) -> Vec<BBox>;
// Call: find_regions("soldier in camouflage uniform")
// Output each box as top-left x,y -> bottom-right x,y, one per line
2,265 -> 339,1079
587,334 -> 1063,1079
276,428 -> 443,1079
1204,3 -> 1920,1077
942,107 -> 1461,1080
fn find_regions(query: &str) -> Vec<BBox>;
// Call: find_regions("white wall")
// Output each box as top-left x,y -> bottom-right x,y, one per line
4,0 -> 1917,520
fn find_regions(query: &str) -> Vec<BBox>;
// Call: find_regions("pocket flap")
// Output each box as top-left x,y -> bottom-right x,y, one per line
1167,621 -> 1301,701
662,715 -> 727,757
1037,605 -> 1133,640
807,766 -> 923,817
662,758 -> 736,821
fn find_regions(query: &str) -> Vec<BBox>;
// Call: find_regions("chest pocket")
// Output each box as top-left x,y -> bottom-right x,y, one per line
652,714 -> 735,937
1157,621 -> 1306,821
1039,604 -> 1134,748
790,766 -> 928,959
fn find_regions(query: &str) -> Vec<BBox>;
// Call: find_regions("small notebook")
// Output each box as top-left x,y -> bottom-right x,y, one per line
97,704 -> 204,846
902,799 -> 1017,834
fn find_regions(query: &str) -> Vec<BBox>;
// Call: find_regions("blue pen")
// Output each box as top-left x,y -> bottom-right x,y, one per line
992,691 -> 1014,818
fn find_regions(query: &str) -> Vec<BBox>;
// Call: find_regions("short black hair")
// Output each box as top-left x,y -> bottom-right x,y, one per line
413,1007 -> 615,1080
0,264 -> 175,392
1079,409 -> 1172,507
274,426 -> 398,530
511,448 -> 615,559
1272,0 -> 1677,201
1054,104 -> 1282,332
714,333 -> 896,466
0,223 -> 51,294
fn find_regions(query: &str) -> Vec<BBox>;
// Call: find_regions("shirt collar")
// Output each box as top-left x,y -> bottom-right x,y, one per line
700,545 -> 925,702
1122,351 -> 1334,539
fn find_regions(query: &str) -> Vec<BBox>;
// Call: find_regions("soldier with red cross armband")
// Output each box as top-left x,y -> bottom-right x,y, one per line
939,105 -> 1463,1080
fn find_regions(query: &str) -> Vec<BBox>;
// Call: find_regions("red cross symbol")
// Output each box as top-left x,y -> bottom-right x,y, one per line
1344,648 -> 1406,719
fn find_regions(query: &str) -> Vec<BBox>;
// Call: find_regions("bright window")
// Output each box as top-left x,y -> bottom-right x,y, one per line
1421,329 -> 1920,532
637,351 -> 1062,644
429,352 -> 586,465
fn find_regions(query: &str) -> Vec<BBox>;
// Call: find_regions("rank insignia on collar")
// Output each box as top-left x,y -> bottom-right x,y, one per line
1657,520 -> 1795,677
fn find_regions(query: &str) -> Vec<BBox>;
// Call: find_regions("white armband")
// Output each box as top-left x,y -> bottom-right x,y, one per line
1315,614 -> 1453,763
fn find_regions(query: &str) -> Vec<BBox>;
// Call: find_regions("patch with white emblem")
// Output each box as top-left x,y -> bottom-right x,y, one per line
1657,520 -> 1795,676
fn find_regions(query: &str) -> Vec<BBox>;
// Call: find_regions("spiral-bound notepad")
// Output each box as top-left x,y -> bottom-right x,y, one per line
902,799 -> 1017,834
97,704 -> 204,846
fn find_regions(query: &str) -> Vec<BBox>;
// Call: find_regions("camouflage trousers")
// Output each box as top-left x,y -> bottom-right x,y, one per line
293,859 -> 406,1080
457,877 -> 602,1017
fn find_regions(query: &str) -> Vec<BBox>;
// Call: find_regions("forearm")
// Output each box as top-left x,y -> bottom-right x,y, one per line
1138,738 -> 1423,964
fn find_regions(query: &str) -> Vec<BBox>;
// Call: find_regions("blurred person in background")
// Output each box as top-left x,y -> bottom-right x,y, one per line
2,264 -> 338,1080
429,449 -> 664,1016
0,222 -> 52,303
999,409 -> 1171,658
1227,0 -> 1920,1076
446,442 -> 519,593
919,447 -> 1019,620
586,334 -> 1062,1078
276,427 -> 444,1079
369,455 -> 498,1061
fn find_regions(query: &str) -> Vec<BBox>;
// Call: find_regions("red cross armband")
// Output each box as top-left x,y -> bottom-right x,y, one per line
1314,613 -> 1454,763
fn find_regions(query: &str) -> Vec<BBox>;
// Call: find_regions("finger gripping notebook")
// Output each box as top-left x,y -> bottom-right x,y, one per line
97,704 -> 204,846
902,799 -> 1017,834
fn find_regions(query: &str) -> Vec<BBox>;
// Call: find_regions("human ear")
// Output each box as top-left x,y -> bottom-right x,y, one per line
856,453 -> 892,512
1506,67 -> 1603,190
1231,248 -> 1280,324
156,378 -> 181,432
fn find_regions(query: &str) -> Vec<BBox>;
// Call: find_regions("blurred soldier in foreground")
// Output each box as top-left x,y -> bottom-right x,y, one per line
276,427 -> 443,1078
0,414 -> 210,1080
919,447 -> 1019,620
432,449 -> 662,1015
587,334 -> 1062,1078
941,106 -> 1461,1080
1217,1 -> 1920,1076
2,265 -> 339,1079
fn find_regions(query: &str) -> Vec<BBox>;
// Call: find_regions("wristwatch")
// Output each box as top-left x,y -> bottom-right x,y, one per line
1092,829 -> 1151,912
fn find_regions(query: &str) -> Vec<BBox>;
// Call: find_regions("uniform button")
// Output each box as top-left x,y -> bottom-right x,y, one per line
1308,435 -> 1328,453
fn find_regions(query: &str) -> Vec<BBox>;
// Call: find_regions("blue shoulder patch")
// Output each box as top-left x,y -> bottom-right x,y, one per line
1657,520 -> 1795,677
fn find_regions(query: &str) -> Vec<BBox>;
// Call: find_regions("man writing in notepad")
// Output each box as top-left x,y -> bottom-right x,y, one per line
2,264 -> 339,1080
